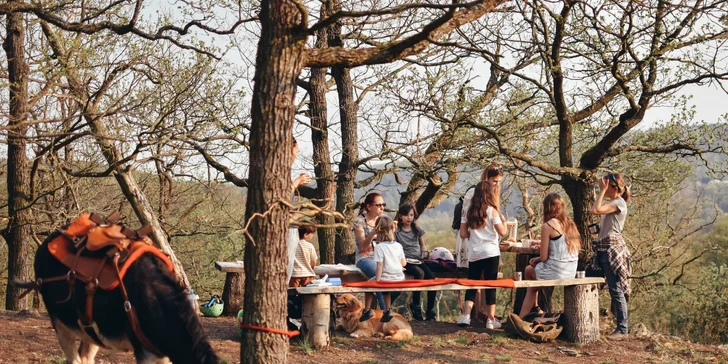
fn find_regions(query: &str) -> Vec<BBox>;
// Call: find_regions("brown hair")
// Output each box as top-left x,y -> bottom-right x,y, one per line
466,181 -> 500,230
607,173 -> 631,203
374,215 -> 395,242
542,193 -> 581,255
298,225 -> 316,239
480,164 -> 504,181
396,203 -> 419,230
360,192 -> 384,214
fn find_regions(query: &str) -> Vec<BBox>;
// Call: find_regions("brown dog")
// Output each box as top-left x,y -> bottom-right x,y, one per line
334,294 -> 413,341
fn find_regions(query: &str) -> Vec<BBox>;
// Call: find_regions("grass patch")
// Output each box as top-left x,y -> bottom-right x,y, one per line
598,361 -> 614,364
46,357 -> 65,364
432,337 -> 446,347
453,336 -> 470,344
490,332 -> 508,344
332,336 -> 350,345
495,354 -> 512,362
294,338 -> 314,355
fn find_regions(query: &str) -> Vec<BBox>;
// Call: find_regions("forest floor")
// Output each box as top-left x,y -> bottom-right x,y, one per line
0,310 -> 725,364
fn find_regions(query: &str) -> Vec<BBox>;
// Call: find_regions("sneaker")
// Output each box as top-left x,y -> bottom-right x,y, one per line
425,310 -> 437,321
381,309 -> 394,323
607,330 -> 628,341
359,308 -> 374,322
456,314 -> 471,327
409,303 -> 424,321
486,317 -> 502,329
288,318 -> 302,330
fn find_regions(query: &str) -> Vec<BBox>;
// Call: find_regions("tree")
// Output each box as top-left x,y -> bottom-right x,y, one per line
241,0 -> 508,361
454,0 -> 728,239
3,1 -> 32,310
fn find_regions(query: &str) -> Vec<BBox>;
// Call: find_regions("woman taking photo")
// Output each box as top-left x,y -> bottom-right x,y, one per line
518,193 -> 580,318
590,172 -> 631,340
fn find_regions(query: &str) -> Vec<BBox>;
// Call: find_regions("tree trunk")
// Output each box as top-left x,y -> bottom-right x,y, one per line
563,284 -> 600,344
332,65 -> 358,265
3,7 -> 32,311
222,271 -> 245,316
240,0 -> 305,362
301,294 -> 331,349
329,0 -> 358,263
114,170 -> 190,289
309,10 -> 336,264
563,176 -> 594,269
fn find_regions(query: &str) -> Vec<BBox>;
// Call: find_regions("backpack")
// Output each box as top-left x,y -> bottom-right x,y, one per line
451,185 -> 476,230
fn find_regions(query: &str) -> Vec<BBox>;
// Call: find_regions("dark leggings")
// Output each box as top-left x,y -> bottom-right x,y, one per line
465,256 -> 499,304
404,262 -> 437,311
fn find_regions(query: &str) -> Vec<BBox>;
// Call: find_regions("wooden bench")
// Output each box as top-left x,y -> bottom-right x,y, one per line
215,261 -> 245,316
293,277 -> 604,349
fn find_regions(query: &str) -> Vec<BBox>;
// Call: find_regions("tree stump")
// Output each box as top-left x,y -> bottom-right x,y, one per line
217,262 -> 245,316
513,253 -> 553,314
301,294 -> 330,349
563,283 -> 600,343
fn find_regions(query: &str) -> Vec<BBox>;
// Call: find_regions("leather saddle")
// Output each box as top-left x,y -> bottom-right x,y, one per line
40,211 -> 174,356
47,212 -> 173,291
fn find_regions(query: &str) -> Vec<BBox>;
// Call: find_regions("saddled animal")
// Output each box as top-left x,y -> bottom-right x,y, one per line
17,212 -> 220,363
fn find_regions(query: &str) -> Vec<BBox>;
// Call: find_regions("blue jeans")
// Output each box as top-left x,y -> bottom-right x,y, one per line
598,252 -> 628,333
356,258 -> 386,309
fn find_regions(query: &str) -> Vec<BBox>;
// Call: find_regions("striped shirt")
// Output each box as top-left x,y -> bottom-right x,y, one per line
291,240 -> 318,278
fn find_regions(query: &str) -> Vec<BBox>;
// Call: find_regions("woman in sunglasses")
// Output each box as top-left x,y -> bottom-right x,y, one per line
353,192 -> 389,313
590,172 -> 632,340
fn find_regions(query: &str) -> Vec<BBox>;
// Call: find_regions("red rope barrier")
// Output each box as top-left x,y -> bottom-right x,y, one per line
240,324 -> 300,338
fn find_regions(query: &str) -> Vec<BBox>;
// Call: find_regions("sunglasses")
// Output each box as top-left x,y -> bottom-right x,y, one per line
371,203 -> 386,208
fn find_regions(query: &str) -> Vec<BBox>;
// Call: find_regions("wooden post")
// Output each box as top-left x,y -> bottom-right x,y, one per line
301,294 -> 330,349
563,283 -> 600,343
216,262 -> 245,316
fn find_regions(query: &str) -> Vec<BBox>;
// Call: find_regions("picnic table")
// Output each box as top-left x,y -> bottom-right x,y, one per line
293,277 -> 604,349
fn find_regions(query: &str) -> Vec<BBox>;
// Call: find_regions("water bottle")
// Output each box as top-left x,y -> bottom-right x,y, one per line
188,289 -> 199,311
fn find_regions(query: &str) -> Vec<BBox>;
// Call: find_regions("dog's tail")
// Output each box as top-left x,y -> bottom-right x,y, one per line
385,329 -> 414,341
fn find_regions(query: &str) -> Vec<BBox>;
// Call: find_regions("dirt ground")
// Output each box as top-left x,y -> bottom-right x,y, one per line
0,310 -> 725,364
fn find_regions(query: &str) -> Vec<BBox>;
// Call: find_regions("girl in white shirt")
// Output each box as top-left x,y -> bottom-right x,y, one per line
360,215 -> 406,323
457,181 -> 507,329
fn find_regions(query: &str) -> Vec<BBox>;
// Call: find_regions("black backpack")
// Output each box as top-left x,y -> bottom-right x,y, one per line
451,184 -> 476,230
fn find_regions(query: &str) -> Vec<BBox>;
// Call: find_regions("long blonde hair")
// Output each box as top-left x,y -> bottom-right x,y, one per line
542,193 -> 581,255
374,215 -> 395,242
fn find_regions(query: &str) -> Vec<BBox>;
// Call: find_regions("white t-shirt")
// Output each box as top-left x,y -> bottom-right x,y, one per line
373,241 -> 406,281
462,205 -> 502,262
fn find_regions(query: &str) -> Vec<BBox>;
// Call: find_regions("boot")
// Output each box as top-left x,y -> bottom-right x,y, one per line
409,302 -> 424,321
